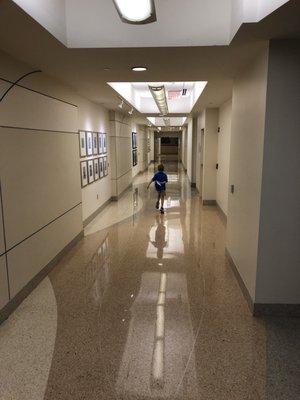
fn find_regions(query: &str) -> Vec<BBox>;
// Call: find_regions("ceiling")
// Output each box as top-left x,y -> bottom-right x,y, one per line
108,81 -> 207,116
11,0 -> 291,48
0,0 -> 299,126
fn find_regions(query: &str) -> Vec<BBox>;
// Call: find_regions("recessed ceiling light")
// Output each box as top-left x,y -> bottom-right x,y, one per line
113,0 -> 156,25
131,66 -> 147,72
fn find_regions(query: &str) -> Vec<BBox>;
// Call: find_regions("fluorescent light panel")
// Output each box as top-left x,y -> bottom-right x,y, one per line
149,85 -> 169,115
113,0 -> 156,24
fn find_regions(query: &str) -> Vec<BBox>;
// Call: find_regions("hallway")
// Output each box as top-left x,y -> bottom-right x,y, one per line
0,163 -> 299,400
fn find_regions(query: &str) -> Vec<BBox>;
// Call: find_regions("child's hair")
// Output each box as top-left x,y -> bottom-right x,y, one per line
157,164 -> 164,171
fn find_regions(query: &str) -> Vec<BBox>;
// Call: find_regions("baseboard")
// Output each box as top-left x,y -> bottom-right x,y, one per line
226,248 -> 300,317
225,248 -> 254,314
111,183 -> 133,201
253,303 -> 300,317
83,198 -> 112,227
0,230 -> 84,325
216,201 -> 227,224
203,200 -> 217,206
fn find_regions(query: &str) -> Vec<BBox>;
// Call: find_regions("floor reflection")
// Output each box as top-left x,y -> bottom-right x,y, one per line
41,161 -> 300,400
115,269 -> 198,399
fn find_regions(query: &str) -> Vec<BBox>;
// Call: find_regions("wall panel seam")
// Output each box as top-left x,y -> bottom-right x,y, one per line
0,179 -> 11,299
0,125 -> 79,135
0,77 -> 78,107
5,202 -> 82,254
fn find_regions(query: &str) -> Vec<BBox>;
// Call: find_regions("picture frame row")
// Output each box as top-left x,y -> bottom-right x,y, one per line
132,132 -> 137,149
79,131 -> 107,158
132,149 -> 138,167
81,157 -> 108,187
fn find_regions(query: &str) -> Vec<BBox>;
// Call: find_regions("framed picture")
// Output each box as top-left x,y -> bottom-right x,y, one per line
132,132 -> 137,149
103,156 -> 108,176
86,131 -> 93,156
93,132 -> 98,155
80,160 -> 88,187
102,133 -> 107,153
132,149 -> 138,166
99,157 -> 104,178
94,158 -> 99,180
87,159 -> 94,183
98,133 -> 103,154
79,131 -> 87,157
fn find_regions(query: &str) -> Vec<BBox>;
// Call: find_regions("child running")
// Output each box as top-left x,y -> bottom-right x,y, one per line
147,163 -> 168,214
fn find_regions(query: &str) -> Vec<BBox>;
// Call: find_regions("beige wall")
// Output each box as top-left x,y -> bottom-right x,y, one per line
133,124 -> 148,177
227,45 -> 269,300
202,109 -> 218,202
147,128 -> 154,164
216,99 -> 232,215
110,111 -> 133,197
186,118 -> 193,181
195,112 -> 205,195
256,39 -> 300,304
0,50 -> 84,307
0,49 -> 114,312
78,99 -> 111,222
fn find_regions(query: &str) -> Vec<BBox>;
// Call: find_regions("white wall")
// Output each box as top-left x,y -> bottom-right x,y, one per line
226,45 -> 269,300
230,0 -> 289,40
256,39 -> 300,304
216,99 -> 232,215
13,0 -> 67,45
202,109 -> 218,202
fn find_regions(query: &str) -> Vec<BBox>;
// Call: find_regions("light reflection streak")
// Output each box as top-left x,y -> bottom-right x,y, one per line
152,272 -> 167,387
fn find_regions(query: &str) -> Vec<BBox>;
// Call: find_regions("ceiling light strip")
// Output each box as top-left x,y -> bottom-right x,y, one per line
149,85 -> 169,116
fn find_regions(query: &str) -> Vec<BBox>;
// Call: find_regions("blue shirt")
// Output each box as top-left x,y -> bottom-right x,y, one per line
152,171 -> 168,192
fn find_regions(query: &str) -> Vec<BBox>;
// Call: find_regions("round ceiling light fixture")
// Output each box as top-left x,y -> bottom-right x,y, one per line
131,66 -> 147,72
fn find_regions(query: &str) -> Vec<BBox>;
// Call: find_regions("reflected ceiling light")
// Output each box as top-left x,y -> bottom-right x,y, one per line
118,99 -> 124,109
131,66 -> 147,72
149,85 -> 169,116
113,0 -> 157,24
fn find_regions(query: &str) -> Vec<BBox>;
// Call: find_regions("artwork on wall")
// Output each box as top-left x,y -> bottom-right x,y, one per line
103,156 -> 108,176
93,132 -> 98,155
80,161 -> 88,187
102,133 -> 107,153
79,130 -> 108,187
98,133 -> 103,154
86,131 -> 93,156
132,132 -> 137,149
79,131 -> 87,157
132,149 -> 138,166
87,159 -> 94,183
99,157 -> 104,178
94,158 -> 99,180
147,136 -> 151,153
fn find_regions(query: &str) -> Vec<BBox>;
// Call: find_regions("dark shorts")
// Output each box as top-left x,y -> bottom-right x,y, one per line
157,190 -> 166,196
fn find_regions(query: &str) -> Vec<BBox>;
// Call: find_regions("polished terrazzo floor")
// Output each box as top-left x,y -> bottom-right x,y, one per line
0,162 -> 299,400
